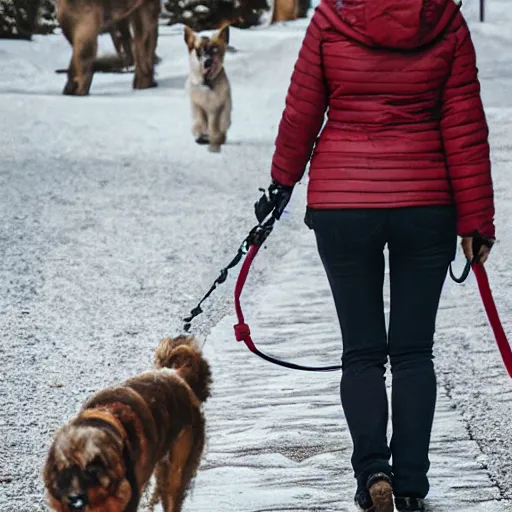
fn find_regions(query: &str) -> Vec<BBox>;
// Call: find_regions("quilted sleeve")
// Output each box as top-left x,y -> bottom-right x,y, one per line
440,17 -> 495,238
270,10 -> 328,187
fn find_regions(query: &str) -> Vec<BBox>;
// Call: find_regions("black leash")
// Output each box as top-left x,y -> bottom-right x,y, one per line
183,217 -> 276,332
183,245 -> 248,332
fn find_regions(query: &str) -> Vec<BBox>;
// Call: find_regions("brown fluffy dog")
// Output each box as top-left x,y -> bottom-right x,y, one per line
43,335 -> 212,512
56,0 -> 161,95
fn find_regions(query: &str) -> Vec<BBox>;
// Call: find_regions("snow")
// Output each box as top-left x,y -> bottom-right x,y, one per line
1,1 -> 512,510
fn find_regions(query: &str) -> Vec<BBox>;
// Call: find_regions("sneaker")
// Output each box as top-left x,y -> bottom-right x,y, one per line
395,496 -> 425,511
355,472 -> 394,512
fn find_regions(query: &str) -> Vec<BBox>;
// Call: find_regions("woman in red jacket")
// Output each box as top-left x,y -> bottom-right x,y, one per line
260,0 -> 496,510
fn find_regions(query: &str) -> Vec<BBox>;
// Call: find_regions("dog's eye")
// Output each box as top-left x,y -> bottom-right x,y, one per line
87,464 -> 102,475
85,460 -> 105,480
56,470 -> 72,492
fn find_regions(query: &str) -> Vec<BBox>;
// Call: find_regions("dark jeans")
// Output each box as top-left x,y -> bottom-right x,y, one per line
307,206 -> 456,498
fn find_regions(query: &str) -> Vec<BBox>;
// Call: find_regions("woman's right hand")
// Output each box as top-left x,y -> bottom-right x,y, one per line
461,234 -> 495,264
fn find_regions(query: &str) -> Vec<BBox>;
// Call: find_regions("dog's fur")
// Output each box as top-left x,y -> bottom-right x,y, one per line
43,335 -> 212,512
55,21 -> 163,76
109,19 -> 135,69
270,0 -> 298,23
56,0 -> 161,95
185,25 -> 232,153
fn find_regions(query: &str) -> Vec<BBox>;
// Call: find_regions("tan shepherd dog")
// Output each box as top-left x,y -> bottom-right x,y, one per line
184,24 -> 232,153
56,0 -> 161,95
43,335 -> 212,511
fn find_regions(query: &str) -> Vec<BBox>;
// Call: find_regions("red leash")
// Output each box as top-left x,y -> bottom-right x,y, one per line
233,248 -> 511,376
472,263 -> 512,378
233,243 -> 342,372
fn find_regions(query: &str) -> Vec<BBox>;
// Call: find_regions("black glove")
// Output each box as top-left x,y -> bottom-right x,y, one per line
254,182 -> 293,223
471,231 -> 495,263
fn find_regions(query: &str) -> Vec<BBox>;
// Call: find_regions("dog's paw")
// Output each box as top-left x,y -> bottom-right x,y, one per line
195,134 -> 210,145
63,80 -> 78,95
208,144 -> 221,153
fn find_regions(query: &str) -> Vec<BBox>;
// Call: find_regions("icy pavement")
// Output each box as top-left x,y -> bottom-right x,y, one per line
1,0 -> 512,510
191,231 -> 511,512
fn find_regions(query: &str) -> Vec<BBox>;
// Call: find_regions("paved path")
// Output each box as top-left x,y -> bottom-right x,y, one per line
188,229 -> 511,511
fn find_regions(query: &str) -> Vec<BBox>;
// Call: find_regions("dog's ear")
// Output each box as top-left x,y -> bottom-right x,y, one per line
184,25 -> 196,50
216,24 -> 230,45
42,446 -> 60,499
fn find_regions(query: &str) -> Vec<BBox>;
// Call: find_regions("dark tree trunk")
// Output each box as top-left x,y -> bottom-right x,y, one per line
297,0 -> 310,18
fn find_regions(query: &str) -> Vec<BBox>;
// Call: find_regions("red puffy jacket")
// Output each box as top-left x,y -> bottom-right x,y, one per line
271,0 -> 495,238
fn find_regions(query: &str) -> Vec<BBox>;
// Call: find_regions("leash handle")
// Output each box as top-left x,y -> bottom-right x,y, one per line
449,259 -> 472,284
234,244 -> 342,373
472,263 -> 512,378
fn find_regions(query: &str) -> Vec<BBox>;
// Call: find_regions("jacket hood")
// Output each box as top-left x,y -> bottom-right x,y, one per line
317,0 -> 462,50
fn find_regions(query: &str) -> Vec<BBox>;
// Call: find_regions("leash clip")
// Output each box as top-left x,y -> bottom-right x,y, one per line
247,218 -> 276,247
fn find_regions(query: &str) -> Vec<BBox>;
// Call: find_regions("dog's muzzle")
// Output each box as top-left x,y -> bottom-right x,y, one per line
67,493 -> 88,510
201,58 -> 216,88
200,45 -> 217,81
201,56 -> 215,81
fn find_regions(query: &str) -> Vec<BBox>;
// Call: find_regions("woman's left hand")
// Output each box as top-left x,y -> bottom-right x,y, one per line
254,182 -> 293,222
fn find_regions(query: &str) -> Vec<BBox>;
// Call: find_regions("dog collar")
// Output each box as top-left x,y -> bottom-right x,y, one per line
78,408 -> 139,507
80,408 -> 128,441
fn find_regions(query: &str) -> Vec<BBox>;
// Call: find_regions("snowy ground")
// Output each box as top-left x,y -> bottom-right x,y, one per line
1,0 -> 512,510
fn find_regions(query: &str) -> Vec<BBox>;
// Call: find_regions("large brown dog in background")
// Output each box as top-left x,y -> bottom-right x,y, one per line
56,0 -> 161,95
43,335 -> 212,511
